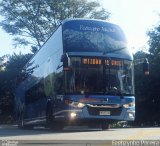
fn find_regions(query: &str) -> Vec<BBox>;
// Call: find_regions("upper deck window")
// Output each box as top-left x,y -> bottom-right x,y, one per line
63,20 -> 127,53
65,56 -> 134,95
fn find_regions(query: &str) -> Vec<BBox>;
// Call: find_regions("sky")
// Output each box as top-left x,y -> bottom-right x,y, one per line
0,0 -> 160,57
100,0 -> 160,52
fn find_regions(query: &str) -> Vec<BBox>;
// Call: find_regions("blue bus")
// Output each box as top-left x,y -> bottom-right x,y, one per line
15,19 -> 135,130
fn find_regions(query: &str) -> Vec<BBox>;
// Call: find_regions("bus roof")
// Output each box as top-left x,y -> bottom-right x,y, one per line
61,18 -> 119,28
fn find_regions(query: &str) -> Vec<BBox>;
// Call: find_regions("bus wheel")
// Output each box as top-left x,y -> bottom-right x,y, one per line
46,105 -> 54,128
46,106 -> 64,131
18,116 -> 24,129
18,113 -> 33,130
101,121 -> 110,130
50,121 -> 64,131
18,111 -> 25,129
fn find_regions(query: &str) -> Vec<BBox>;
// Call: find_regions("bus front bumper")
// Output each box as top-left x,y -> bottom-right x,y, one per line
53,106 -> 135,122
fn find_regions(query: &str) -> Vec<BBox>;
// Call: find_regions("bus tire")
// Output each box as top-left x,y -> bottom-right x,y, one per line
101,121 -> 110,130
18,117 -> 24,129
46,105 -> 64,131
18,111 -> 33,130
46,104 -> 54,128
50,121 -> 64,131
18,110 -> 25,129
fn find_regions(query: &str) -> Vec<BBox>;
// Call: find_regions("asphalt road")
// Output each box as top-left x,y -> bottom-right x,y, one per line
0,125 -> 160,146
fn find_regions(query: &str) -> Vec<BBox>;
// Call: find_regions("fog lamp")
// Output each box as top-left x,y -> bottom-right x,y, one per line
77,102 -> 85,108
70,112 -> 77,118
129,113 -> 134,118
123,102 -> 135,108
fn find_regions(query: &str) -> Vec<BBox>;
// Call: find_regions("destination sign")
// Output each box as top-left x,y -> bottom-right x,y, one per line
82,58 -> 101,65
105,59 -> 124,66
80,25 -> 116,33
82,58 -> 124,66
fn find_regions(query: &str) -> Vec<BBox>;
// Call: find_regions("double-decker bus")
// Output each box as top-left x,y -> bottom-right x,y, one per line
15,18 -> 136,130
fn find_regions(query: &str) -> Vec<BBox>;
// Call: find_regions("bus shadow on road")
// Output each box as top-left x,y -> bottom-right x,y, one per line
0,125 -> 116,137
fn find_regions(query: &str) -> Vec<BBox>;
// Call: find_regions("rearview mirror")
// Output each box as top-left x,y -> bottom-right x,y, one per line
143,58 -> 149,75
61,53 -> 70,71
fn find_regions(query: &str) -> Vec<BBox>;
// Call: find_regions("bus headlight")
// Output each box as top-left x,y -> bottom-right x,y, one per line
77,102 -> 85,108
70,112 -> 77,118
70,101 -> 85,108
64,100 -> 85,108
123,102 -> 135,108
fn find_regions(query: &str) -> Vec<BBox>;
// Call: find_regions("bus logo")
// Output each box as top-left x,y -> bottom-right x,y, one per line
103,98 -> 109,103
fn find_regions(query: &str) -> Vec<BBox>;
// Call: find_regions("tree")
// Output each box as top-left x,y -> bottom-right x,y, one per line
134,51 -> 151,126
148,24 -> 160,56
146,23 -> 160,125
133,21 -> 160,126
0,0 -> 110,50
0,53 -> 32,123
0,55 -> 9,71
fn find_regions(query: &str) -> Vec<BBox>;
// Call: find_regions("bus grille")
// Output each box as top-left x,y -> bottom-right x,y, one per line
87,106 -> 122,116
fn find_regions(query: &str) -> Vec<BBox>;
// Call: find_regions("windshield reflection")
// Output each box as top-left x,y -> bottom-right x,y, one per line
65,57 -> 134,95
63,20 -> 127,53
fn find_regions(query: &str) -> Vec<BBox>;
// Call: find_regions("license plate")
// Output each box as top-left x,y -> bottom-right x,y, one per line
99,111 -> 111,115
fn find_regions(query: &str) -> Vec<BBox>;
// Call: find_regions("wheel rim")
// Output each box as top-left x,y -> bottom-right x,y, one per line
46,106 -> 53,126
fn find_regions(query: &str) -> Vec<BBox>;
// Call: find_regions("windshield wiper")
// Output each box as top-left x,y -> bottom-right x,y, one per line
105,87 -> 125,98
103,47 -> 126,55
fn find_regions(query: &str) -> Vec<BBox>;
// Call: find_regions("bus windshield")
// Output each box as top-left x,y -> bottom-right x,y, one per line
65,57 -> 134,95
63,20 -> 127,53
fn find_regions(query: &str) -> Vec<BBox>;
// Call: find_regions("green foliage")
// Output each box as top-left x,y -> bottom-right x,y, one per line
0,55 -> 8,71
147,25 -> 160,56
0,53 -> 32,123
133,22 -> 160,126
134,51 -> 150,126
0,0 -> 110,50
